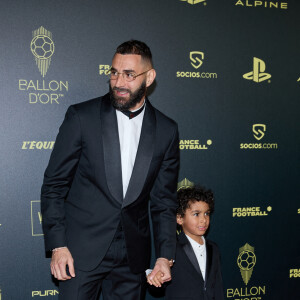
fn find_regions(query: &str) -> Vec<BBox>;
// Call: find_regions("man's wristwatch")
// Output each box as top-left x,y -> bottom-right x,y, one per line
168,259 -> 175,267
157,257 -> 175,267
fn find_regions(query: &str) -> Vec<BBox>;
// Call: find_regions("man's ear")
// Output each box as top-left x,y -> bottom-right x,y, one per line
176,214 -> 183,225
146,68 -> 156,87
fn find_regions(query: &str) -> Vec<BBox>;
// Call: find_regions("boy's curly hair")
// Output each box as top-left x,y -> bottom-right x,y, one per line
177,186 -> 214,217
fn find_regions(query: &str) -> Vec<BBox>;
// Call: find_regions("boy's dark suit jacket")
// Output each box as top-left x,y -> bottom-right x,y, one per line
165,232 -> 224,300
41,93 -> 179,273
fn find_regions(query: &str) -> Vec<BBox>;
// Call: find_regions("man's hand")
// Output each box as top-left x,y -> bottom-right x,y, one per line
148,258 -> 172,285
50,247 -> 75,280
147,270 -> 164,287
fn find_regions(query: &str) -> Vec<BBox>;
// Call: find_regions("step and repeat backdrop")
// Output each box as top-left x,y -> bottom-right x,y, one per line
0,0 -> 299,299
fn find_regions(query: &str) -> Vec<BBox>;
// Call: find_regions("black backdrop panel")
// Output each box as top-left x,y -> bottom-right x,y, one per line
0,1 -> 299,299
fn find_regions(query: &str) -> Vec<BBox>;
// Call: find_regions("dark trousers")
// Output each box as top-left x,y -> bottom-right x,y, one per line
59,226 -> 146,300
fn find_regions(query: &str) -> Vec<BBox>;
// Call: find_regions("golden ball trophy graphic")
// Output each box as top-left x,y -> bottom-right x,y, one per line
177,178 -> 195,191
237,243 -> 256,285
30,26 -> 55,77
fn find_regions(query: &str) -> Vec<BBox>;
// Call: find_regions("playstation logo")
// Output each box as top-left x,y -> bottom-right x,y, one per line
243,57 -> 271,83
181,0 -> 206,4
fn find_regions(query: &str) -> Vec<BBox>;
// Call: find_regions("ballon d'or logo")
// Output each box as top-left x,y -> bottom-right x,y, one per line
237,243 -> 256,285
177,178 -> 194,191
30,26 -> 55,77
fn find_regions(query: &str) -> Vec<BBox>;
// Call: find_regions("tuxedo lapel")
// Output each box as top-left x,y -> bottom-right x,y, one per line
101,95 -> 123,204
205,240 -> 213,283
178,232 -> 203,280
123,99 -> 156,207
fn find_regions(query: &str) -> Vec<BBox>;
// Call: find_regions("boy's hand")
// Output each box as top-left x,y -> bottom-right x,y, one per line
147,270 -> 164,287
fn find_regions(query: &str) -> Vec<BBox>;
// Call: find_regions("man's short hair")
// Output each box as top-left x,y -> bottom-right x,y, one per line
177,186 -> 215,217
115,40 -> 153,67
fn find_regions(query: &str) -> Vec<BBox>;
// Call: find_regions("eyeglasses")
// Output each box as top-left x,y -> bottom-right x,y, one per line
109,68 -> 152,82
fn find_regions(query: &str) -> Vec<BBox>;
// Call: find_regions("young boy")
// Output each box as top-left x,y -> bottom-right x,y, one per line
147,186 -> 224,300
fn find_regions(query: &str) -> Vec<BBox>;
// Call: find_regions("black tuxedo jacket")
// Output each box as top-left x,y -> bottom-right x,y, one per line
41,94 -> 179,273
165,232 -> 224,300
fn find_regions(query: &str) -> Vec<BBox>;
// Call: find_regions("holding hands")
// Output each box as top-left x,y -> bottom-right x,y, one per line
147,257 -> 173,288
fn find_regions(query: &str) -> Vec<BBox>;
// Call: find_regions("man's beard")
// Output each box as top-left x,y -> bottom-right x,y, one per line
109,80 -> 147,111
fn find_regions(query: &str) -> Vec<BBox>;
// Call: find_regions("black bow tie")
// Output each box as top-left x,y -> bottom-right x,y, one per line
120,104 -> 145,119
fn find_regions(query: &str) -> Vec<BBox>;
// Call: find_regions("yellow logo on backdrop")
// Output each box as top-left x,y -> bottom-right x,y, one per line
177,178 -> 195,191
298,208 -> 300,214
290,269 -> 300,278
180,0 -> 206,4
227,244 -> 267,299
30,26 -> 55,77
99,65 -> 111,76
31,201 -> 43,236
297,77 -> 300,82
22,141 -> 55,150
240,124 -> 278,150
190,51 -> 204,69
243,57 -> 271,83
180,139 -> 212,150
237,243 -> 256,285
32,290 -> 59,297
252,124 -> 266,140
177,52 -> 217,79
19,27 -> 69,104
235,0 -> 288,10
233,206 -> 272,217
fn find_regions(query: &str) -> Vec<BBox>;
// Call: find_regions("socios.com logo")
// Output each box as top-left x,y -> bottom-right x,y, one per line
240,124 -> 278,150
180,0 -> 206,5
190,51 -> 204,69
177,51 -> 217,79
252,124 -> 266,140
243,57 -> 271,83
30,26 -> 55,77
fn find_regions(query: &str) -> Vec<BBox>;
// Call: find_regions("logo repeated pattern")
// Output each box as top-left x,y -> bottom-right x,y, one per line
243,57 -> 271,83
240,124 -> 278,150
30,27 -> 55,77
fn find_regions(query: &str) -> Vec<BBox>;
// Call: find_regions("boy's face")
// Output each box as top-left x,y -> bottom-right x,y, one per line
177,200 -> 210,243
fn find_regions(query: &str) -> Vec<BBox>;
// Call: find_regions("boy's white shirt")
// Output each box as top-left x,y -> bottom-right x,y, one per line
185,234 -> 207,280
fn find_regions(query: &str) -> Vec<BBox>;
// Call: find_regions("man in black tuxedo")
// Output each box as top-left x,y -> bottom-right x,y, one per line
41,40 -> 179,299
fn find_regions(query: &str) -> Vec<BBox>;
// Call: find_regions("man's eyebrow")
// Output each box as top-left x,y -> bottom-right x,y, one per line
110,67 -> 136,73
123,69 -> 136,73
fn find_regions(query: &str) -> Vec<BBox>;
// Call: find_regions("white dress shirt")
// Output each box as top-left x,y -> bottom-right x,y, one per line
186,234 -> 207,280
116,102 -> 145,198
